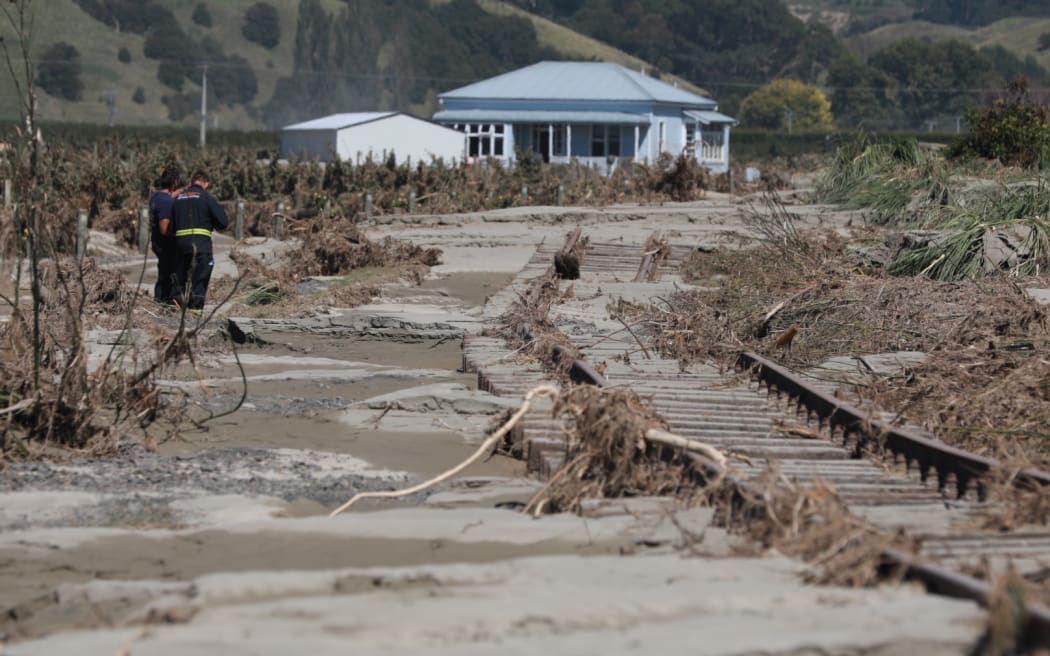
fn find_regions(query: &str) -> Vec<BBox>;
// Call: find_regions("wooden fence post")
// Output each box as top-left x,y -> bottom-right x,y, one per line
235,200 -> 245,241
138,207 -> 149,255
3,179 -> 11,209
76,209 -> 89,258
274,201 -> 284,240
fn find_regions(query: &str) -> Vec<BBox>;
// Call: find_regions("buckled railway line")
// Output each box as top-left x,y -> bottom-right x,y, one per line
463,230 -> 1050,645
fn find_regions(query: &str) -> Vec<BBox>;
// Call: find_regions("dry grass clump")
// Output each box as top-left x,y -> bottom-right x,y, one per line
287,218 -> 441,279
812,134 -> 951,225
0,255 -> 166,458
725,467 -> 906,587
220,217 -> 442,314
873,349 -> 1050,467
493,229 -> 588,378
524,386 -> 692,514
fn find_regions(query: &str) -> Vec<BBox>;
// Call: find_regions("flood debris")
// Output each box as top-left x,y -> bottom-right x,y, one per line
510,384 -> 905,588
224,217 -> 443,315
635,191 -> 1050,467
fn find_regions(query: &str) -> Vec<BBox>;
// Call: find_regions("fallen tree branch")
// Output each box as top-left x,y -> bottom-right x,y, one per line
644,427 -> 728,468
329,383 -> 560,517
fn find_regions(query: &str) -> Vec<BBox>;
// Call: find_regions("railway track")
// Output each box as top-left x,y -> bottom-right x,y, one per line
464,230 -> 1050,645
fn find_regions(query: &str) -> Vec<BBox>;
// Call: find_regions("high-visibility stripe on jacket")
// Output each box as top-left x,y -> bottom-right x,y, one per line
175,228 -> 213,237
171,184 -> 229,254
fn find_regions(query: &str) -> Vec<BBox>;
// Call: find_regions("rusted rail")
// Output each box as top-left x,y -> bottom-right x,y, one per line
737,350 -> 1050,496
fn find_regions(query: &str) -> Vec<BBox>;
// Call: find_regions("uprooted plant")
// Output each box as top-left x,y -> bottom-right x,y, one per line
812,133 -> 951,226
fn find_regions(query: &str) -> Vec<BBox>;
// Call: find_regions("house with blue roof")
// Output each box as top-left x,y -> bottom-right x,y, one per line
433,61 -> 735,174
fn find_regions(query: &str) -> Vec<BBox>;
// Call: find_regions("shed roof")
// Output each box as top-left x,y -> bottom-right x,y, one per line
439,62 -> 715,107
282,112 -> 398,131
434,108 -> 650,125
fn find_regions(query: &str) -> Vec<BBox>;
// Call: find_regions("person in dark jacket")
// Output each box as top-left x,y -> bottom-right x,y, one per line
149,166 -> 181,305
171,170 -> 229,315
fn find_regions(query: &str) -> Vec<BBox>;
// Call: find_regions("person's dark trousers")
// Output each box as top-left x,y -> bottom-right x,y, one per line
153,246 -> 178,304
175,250 -> 214,315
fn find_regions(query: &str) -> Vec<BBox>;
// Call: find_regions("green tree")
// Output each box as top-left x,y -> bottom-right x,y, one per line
868,38 -> 995,126
826,54 -> 894,128
242,2 -> 280,49
192,3 -> 212,27
738,79 -> 833,131
37,42 -> 83,101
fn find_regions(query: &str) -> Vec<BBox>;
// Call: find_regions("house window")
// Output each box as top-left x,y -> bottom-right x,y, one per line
455,123 -> 505,158
590,125 -> 620,157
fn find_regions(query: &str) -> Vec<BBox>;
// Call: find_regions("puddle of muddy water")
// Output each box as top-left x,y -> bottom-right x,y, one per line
421,271 -> 516,307
168,412 -> 523,480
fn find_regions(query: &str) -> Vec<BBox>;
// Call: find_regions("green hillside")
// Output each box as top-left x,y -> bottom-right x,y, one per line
0,0 -> 343,128
0,0 -> 703,130
845,16 -> 1050,70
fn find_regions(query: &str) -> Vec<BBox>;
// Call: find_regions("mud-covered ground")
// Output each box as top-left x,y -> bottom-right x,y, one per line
0,198 -> 994,654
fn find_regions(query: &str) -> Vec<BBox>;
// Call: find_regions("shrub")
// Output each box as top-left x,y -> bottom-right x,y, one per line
37,42 -> 84,101
950,76 -> 1050,169
242,2 -> 280,49
117,46 -> 131,63
157,60 -> 186,91
132,87 -> 146,104
192,3 -> 212,27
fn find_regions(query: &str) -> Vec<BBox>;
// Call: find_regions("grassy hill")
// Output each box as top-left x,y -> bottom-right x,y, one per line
844,16 -> 1050,69
0,0 -> 706,130
785,0 -> 1050,70
0,0 -> 350,128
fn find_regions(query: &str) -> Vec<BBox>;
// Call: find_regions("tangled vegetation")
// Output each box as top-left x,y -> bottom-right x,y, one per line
0,135 -> 717,260
812,134 -> 951,225
641,194 -> 1050,465
812,129 -> 1050,282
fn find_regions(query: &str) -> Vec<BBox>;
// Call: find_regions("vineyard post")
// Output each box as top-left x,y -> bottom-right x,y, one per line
76,209 -> 88,259
274,201 -> 285,240
235,200 -> 244,241
138,207 -> 149,254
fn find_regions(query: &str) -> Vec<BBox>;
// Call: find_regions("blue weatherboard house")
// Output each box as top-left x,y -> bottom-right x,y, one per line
433,61 -> 735,174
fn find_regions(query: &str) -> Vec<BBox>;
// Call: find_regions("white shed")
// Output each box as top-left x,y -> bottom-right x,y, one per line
280,112 -> 466,165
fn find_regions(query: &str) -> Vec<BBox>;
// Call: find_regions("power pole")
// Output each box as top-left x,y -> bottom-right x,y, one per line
200,63 -> 208,148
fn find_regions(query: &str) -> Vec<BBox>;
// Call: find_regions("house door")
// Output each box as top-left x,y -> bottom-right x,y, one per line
531,125 -> 550,163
